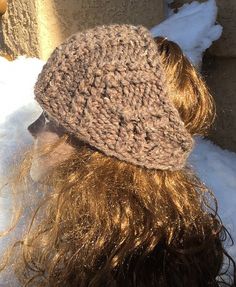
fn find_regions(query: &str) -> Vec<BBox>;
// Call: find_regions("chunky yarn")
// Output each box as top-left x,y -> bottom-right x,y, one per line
34,24 -> 193,171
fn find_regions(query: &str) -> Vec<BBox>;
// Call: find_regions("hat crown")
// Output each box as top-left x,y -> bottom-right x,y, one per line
34,24 -> 193,171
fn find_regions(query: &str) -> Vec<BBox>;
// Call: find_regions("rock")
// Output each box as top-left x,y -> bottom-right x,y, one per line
0,0 -> 164,60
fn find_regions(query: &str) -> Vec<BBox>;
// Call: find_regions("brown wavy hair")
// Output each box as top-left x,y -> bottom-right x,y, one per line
1,37 -> 235,286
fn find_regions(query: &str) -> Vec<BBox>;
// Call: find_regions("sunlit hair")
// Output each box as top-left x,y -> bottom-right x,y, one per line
1,37 -> 235,286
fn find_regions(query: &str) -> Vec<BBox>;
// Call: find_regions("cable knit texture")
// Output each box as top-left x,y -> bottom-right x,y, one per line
34,24 -> 193,171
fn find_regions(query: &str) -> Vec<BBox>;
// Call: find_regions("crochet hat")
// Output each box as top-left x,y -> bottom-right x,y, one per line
34,24 -> 193,171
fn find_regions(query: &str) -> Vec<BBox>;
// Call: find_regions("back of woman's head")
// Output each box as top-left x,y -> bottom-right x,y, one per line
2,26 -> 235,287
154,36 -> 216,136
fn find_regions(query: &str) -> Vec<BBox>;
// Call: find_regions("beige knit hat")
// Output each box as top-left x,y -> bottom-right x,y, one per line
34,24 -> 193,171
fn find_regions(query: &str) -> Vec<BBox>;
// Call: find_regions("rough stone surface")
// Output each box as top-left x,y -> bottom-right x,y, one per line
202,55 -> 236,152
38,0 -> 164,59
0,0 -> 39,58
0,0 -> 164,60
174,0 -> 236,57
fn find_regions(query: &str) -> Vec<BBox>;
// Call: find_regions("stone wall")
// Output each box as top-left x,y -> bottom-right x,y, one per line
0,0 -> 39,58
202,56 -> 236,152
0,0 -> 164,60
210,0 -> 236,57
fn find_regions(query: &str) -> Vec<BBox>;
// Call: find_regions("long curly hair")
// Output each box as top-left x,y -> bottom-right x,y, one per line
1,37 -> 235,287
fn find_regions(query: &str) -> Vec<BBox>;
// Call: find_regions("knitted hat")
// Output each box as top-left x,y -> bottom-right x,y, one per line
34,24 -> 193,171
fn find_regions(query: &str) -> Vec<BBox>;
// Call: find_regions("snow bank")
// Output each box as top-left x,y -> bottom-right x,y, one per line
150,0 -> 223,67
189,137 -> 236,257
0,56 -> 43,179
0,56 -> 43,124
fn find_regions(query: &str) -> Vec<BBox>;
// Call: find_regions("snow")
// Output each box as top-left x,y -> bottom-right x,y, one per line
151,0 -> 223,67
189,138 -> 236,257
0,56 -> 44,285
0,56 -> 43,125
0,56 -> 43,179
0,0 -> 235,281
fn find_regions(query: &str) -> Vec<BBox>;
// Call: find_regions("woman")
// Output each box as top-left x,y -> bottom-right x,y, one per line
1,24 -> 235,286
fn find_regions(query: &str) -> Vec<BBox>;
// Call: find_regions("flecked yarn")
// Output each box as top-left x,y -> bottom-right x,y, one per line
34,24 -> 194,171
